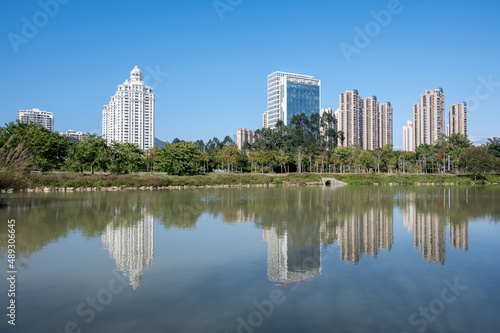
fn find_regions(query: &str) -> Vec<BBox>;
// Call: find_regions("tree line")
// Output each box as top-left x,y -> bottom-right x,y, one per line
1,117 -> 499,178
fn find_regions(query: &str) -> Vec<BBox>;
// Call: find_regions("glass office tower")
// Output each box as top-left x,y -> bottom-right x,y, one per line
267,71 -> 321,129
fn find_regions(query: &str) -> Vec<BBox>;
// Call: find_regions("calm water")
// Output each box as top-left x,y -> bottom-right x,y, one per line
1,186 -> 499,333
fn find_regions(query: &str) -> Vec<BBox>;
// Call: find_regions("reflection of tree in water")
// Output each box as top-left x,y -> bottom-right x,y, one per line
0,191 -> 155,274
1,186 -> 499,269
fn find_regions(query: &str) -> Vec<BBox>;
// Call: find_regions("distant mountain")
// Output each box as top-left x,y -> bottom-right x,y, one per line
154,137 -> 166,148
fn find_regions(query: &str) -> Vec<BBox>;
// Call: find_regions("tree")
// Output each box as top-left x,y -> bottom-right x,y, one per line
66,134 -> 110,174
156,142 -> 203,176
0,121 -> 70,171
358,150 -> 375,172
218,146 -> 240,172
145,146 -> 161,172
276,150 -> 289,173
460,146 -> 495,181
109,142 -> 145,174
372,149 -> 383,173
487,137 -> 500,158
333,146 -> 351,173
381,143 -> 396,173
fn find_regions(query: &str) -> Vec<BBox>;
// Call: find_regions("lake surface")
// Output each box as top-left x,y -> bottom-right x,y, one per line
1,186 -> 499,333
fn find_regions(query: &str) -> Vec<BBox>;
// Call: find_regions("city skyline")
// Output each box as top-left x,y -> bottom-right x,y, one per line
2,1 -> 500,147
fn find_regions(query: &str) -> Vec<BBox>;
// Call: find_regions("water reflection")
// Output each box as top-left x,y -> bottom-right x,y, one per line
263,226 -> 321,285
102,211 -> 154,289
336,206 -> 393,264
1,186 -> 498,282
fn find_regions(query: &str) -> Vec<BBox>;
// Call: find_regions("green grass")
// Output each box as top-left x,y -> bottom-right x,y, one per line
1,171 -> 499,190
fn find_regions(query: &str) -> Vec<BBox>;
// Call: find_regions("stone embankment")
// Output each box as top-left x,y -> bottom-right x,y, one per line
1,181 -> 498,194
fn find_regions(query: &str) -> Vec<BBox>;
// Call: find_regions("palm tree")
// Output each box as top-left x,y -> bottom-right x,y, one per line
487,137 -> 500,158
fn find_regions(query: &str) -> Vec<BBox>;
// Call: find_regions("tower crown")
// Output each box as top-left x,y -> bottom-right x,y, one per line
130,66 -> 143,81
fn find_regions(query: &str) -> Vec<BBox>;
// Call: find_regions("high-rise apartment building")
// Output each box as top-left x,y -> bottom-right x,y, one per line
412,88 -> 445,147
449,102 -> 467,136
338,90 -> 392,149
402,120 -> 415,152
63,129 -> 84,142
338,90 -> 362,147
18,108 -> 53,131
236,128 -> 256,151
362,96 -> 379,150
379,102 -> 393,148
320,108 -> 337,133
266,71 -> 320,129
102,66 -> 155,151
262,111 -> 268,129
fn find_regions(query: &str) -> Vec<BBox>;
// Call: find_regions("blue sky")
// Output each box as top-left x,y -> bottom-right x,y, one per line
1,0 -> 499,148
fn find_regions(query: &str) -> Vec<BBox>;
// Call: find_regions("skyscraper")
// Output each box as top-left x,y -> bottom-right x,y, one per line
102,66 -> 155,151
338,90 -> 392,149
402,120 -> 415,152
412,88 -> 445,147
362,96 -> 379,150
236,128 -> 256,151
266,71 -> 320,129
18,108 -> 53,131
338,90 -> 362,147
262,111 -> 268,129
379,102 -> 393,148
449,102 -> 467,136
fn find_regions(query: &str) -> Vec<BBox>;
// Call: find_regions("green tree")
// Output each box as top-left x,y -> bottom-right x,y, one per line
145,146 -> 161,172
218,146 -> 240,172
109,142 -> 145,174
460,146 -> 496,181
156,141 -> 203,175
358,150 -> 375,172
0,121 -> 70,171
487,137 -> 500,158
66,134 -> 110,174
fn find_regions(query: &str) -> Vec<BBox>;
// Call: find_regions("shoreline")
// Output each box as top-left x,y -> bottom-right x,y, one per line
1,172 -> 499,193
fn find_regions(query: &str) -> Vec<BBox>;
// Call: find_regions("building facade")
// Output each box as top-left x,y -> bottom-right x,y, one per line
102,66 -> 155,151
18,108 -> 53,131
402,120 -> 415,152
338,90 -> 392,149
362,96 -> 379,150
236,128 -> 256,151
262,111 -> 268,129
63,129 -> 84,142
449,102 -> 467,136
266,71 -> 320,129
379,102 -> 393,148
338,90 -> 363,147
412,88 -> 445,147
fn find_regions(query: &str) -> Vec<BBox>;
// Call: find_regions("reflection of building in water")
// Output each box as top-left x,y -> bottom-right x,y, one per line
102,214 -> 154,289
403,195 -> 416,232
263,227 -> 321,284
450,222 -> 468,250
336,209 -> 393,263
236,209 -> 256,225
413,212 -> 446,264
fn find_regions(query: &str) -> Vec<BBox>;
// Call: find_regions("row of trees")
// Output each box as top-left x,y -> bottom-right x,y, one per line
1,117 -> 499,177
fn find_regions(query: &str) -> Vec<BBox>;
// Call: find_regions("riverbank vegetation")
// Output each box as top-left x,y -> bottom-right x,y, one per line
1,116 -> 500,190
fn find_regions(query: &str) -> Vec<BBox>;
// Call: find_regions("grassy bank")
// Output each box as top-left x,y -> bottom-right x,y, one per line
1,172 -> 500,191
